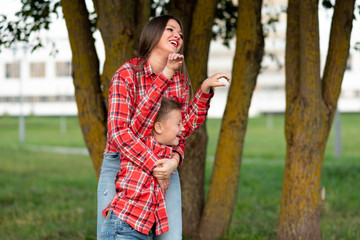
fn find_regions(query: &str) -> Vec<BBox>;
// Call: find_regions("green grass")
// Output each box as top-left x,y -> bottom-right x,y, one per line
206,113 -> 360,161
0,148 -> 97,239
1,114 -> 359,239
0,116 -> 95,240
206,114 -> 360,239
0,116 -> 85,149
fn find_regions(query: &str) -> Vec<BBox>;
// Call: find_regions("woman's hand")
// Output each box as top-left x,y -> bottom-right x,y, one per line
162,53 -> 184,79
201,73 -> 231,93
153,158 -> 178,194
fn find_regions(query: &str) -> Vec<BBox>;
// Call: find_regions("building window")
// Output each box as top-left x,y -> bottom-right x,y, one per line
30,62 -> 46,78
346,54 -> 352,70
5,62 -> 20,78
56,61 -> 71,77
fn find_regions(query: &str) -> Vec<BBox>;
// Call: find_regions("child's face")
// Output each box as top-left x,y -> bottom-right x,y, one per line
159,109 -> 184,146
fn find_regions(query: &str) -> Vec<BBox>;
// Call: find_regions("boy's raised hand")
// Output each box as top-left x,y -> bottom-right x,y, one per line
162,53 -> 184,79
201,73 -> 231,93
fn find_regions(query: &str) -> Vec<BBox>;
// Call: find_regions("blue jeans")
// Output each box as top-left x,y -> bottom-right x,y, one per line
97,153 -> 182,240
154,170 -> 182,240
99,210 -> 153,240
97,153 -> 121,240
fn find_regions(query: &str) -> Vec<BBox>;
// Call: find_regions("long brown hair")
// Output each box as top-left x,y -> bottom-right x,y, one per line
138,15 -> 192,95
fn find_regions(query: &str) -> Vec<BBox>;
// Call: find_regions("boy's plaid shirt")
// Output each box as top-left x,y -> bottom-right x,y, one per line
104,136 -> 174,235
103,57 -> 213,235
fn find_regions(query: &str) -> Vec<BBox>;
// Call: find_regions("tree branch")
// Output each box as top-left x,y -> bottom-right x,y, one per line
322,0 -> 355,114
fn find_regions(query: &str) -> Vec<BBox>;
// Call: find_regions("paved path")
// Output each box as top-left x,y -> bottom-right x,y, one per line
27,145 -> 89,155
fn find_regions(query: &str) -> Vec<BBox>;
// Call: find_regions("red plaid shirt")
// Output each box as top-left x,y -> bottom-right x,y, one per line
103,57 -> 213,235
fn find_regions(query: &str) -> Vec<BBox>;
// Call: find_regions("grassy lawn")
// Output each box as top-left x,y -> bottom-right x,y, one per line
1,114 -> 359,239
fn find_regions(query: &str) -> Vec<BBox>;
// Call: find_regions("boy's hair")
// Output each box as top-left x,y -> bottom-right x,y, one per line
155,97 -> 182,123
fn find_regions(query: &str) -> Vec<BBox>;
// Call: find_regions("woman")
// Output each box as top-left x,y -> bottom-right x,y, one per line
97,15 -> 229,239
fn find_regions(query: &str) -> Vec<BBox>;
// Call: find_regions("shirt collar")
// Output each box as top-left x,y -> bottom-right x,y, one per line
143,59 -> 179,78
143,60 -> 155,77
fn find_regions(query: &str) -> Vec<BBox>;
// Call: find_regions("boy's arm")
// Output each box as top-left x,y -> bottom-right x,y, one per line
170,86 -> 214,166
182,86 -> 214,138
174,73 -> 230,164
181,72 -> 230,138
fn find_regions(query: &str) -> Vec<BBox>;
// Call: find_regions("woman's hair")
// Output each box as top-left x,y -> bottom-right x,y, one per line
154,97 -> 183,124
138,15 -> 192,96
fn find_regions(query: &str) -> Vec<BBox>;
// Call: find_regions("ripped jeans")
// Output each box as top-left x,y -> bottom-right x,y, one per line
97,153 -> 182,240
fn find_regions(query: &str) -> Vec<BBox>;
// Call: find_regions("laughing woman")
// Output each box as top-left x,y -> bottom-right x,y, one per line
97,15 -> 230,240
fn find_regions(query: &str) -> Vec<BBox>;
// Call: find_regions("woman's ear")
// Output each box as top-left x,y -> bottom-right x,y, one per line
153,122 -> 163,135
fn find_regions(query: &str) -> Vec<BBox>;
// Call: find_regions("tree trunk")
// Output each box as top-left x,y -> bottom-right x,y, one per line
167,2 -> 243,238
61,0 -> 107,178
277,0 -> 355,239
93,0 -> 150,103
62,0 -> 151,178
176,0 -> 218,237
199,1 -> 264,239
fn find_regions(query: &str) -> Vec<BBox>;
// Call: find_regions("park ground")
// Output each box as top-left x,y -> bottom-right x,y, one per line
1,114 -> 359,239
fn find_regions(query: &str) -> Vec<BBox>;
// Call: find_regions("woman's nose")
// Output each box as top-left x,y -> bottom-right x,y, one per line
174,32 -> 181,39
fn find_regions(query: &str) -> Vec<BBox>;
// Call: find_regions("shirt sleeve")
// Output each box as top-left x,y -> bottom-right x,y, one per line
129,72 -> 170,138
107,69 -> 171,174
172,82 -> 214,165
182,86 -> 214,138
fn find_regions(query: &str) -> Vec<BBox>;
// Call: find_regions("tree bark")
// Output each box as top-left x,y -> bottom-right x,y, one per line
61,0 -> 107,178
92,0 -> 150,103
176,0 -> 218,237
277,0 -> 355,239
199,1 -> 264,239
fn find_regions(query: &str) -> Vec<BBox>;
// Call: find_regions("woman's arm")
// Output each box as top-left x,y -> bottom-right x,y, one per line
129,72 -> 170,138
107,67 -> 171,174
130,53 -> 185,138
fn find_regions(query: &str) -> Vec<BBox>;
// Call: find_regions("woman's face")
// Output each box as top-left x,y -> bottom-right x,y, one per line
153,19 -> 183,55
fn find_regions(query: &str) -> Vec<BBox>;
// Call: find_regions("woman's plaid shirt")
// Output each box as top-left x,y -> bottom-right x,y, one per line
103,57 -> 213,235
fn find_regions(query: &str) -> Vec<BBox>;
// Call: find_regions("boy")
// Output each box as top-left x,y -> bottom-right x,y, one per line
100,97 -> 206,239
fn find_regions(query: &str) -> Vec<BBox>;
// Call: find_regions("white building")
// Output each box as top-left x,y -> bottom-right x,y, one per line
0,1 -> 359,118
207,0 -> 360,117
0,38 -> 77,116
